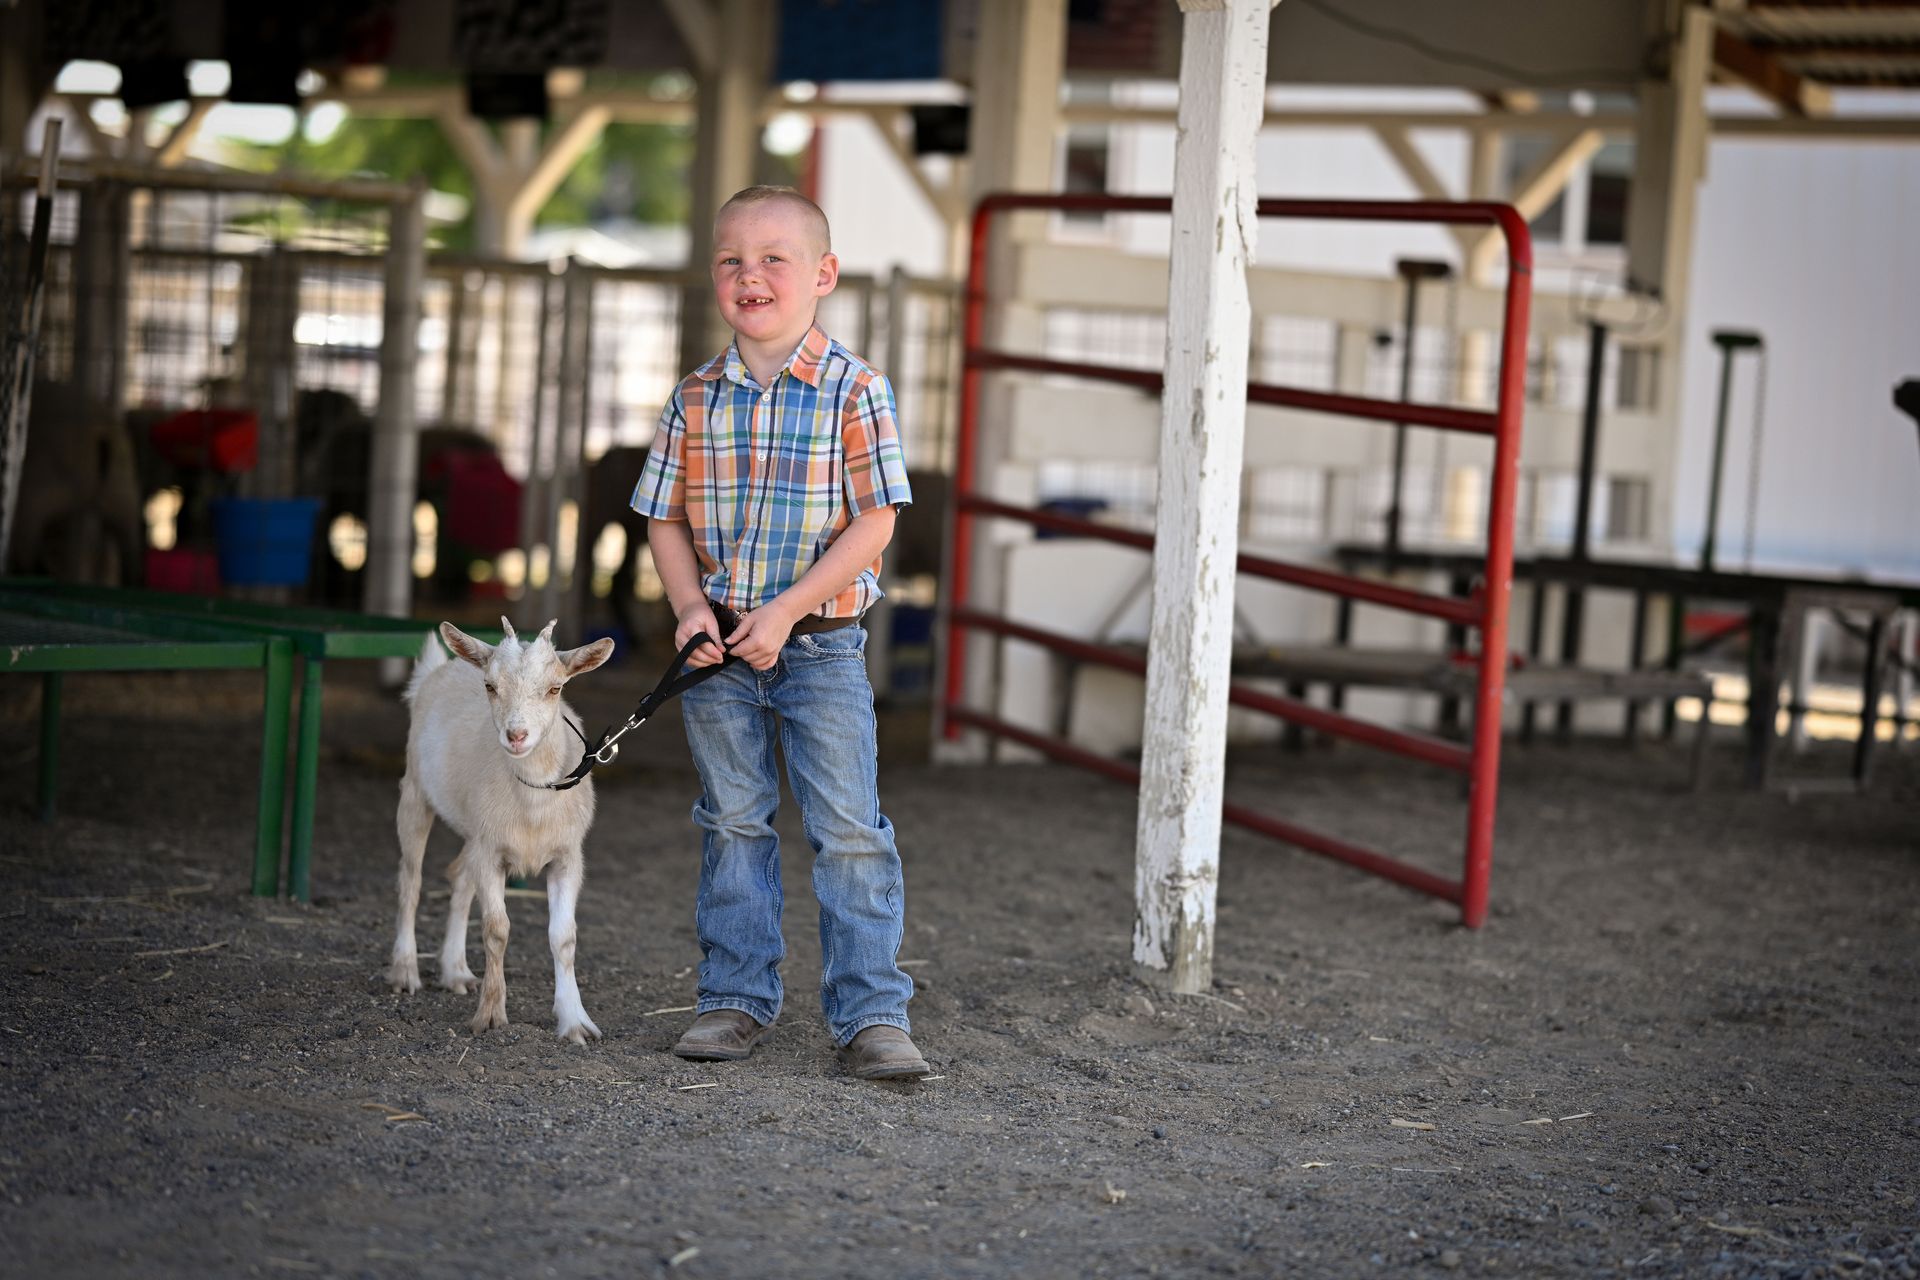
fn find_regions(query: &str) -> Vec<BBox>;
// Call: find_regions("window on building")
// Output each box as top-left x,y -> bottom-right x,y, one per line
1504,128 -> 1634,251
1604,476 -> 1651,543
1504,133 -> 1567,242
1585,141 -> 1633,246
1616,345 -> 1660,411
1061,126 -> 1111,227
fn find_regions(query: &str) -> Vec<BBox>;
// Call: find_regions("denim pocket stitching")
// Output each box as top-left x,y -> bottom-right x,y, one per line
794,628 -> 866,659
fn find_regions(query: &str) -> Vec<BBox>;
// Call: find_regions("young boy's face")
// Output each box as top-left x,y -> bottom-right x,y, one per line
710,201 -> 838,353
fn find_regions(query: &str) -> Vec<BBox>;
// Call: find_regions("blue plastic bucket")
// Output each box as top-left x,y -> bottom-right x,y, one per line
210,497 -> 323,587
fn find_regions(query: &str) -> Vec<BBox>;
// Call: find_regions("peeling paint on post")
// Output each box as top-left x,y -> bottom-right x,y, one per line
1133,0 -> 1276,994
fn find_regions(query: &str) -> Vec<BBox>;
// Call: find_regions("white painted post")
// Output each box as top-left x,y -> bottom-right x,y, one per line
1132,0 -> 1276,994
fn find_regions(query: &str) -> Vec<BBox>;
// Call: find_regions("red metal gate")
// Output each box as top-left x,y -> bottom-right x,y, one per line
939,194 -> 1533,928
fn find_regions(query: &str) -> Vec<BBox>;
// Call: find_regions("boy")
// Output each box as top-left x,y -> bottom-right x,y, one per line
631,186 -> 927,1080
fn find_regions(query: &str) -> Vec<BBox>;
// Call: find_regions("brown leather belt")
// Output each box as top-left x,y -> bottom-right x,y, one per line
709,600 -> 858,637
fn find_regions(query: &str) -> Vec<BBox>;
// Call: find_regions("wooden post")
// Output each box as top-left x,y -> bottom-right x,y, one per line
1132,0 -> 1275,994
437,104 -> 609,261
1627,1 -> 1713,556
71,180 -> 130,416
934,0 -> 1069,762
242,250 -> 299,498
676,0 -> 770,376
539,259 -> 591,639
364,186 -> 426,641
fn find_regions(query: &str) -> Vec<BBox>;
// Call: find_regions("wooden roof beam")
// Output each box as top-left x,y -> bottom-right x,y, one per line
1714,26 -> 1833,115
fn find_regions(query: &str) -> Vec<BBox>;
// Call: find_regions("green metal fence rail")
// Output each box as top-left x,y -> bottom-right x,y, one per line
1,597 -> 292,895
2,581 -> 503,901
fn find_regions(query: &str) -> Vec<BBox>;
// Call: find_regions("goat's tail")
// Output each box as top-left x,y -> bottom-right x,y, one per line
403,630 -> 448,704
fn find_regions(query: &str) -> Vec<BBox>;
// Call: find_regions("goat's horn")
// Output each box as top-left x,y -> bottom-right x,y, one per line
539,618 -> 558,642
500,616 -> 517,641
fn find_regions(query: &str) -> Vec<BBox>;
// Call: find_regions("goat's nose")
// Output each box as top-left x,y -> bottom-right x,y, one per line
507,728 -> 528,745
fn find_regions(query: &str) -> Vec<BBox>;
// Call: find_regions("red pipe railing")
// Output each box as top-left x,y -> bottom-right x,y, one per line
943,706 -> 1465,904
940,193 -> 1532,928
953,607 -> 1472,772
972,349 -> 1502,436
959,495 -> 1483,626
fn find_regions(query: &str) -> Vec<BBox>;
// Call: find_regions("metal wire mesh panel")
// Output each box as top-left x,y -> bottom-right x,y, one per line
290,254 -> 385,414
123,249 -> 243,408
581,269 -> 689,461
882,275 -> 962,474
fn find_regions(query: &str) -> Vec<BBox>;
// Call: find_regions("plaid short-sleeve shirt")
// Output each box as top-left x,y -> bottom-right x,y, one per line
629,323 -> 913,618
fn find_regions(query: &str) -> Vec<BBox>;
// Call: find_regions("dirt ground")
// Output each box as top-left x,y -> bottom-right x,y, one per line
1,649 -> 1916,1280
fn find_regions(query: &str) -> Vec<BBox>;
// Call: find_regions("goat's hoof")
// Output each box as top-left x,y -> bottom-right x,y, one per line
471,1005 -> 508,1034
557,1014 -> 602,1045
439,968 -> 476,996
388,959 -> 421,994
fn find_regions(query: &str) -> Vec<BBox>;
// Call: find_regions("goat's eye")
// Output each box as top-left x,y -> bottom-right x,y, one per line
546,686 -> 561,698
484,682 -> 496,696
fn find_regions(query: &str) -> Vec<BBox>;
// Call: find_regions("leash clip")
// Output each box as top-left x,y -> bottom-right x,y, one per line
519,630 -> 732,791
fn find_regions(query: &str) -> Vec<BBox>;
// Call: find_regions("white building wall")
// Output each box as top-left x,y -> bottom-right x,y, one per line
815,114 -> 950,279
1676,138 -> 1920,579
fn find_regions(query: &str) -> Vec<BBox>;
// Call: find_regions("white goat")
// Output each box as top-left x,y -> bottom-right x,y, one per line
388,618 -> 615,1043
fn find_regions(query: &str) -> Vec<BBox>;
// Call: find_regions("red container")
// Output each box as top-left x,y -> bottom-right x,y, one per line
144,546 -> 222,594
150,409 -> 258,473
426,450 -> 523,555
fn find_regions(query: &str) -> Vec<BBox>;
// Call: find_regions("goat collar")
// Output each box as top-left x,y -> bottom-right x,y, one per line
510,715 -> 592,791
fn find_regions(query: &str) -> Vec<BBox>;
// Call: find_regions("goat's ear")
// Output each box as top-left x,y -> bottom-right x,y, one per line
558,636 -> 616,678
440,622 -> 494,669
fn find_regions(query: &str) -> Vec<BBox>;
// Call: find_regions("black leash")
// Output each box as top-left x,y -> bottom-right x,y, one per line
520,628 -> 740,791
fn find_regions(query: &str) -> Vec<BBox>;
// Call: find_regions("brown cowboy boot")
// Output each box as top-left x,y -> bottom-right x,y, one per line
672,1010 -> 773,1061
839,1026 -> 931,1079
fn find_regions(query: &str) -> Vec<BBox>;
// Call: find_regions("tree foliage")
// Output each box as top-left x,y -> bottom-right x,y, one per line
225,111 -> 696,252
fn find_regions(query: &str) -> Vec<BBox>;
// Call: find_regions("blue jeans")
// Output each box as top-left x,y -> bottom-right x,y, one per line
678,625 -> 912,1046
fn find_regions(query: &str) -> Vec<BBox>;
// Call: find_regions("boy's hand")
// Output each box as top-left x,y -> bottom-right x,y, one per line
674,603 -> 727,668
724,602 -> 798,671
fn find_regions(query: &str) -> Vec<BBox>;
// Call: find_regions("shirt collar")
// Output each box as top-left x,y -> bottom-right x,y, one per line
695,322 -> 832,390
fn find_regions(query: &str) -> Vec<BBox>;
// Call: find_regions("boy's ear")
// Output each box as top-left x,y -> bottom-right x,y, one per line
814,251 -> 839,297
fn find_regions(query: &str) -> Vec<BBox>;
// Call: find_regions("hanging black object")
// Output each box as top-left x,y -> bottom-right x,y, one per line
911,104 -> 971,156
228,60 -> 306,108
118,59 -> 189,111
224,3 -> 306,106
466,72 -> 550,121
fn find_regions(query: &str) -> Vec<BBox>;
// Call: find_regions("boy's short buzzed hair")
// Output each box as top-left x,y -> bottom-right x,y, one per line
716,185 -> 832,256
